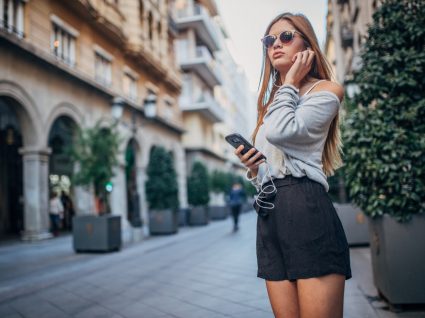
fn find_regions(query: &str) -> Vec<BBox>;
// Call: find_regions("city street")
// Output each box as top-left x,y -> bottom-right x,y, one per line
0,212 -> 424,318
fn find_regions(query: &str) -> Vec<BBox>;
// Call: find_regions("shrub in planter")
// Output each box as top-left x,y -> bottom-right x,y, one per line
209,170 -> 229,220
145,146 -> 179,235
187,161 -> 210,225
343,0 -> 425,305
67,120 -> 122,252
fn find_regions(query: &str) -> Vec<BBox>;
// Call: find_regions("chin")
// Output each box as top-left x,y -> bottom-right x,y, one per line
272,61 -> 290,73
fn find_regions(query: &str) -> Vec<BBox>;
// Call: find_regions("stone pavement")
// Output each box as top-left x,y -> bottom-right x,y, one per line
0,212 -> 424,318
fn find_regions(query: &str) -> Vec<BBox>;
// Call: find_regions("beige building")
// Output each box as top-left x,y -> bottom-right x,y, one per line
325,0 -> 382,95
0,0 -> 187,241
172,0 -> 228,175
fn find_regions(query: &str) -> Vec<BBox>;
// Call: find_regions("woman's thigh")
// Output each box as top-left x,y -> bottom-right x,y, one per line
266,280 -> 300,318
297,274 -> 345,318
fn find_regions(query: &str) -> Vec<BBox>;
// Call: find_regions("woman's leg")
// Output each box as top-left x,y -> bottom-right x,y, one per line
297,274 -> 345,318
266,280 -> 300,318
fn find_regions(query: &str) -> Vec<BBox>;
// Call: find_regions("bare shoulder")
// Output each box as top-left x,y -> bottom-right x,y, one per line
314,80 -> 344,102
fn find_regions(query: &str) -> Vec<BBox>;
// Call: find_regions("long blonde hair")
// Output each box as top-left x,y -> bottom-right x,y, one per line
253,12 -> 343,177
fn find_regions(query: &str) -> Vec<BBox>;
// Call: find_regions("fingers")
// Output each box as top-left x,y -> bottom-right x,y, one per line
234,146 -> 265,169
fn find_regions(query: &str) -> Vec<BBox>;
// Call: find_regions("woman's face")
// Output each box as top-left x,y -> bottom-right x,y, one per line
266,19 -> 307,73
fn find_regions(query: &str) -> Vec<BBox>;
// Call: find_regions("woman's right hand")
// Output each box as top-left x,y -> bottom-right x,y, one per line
234,145 -> 265,178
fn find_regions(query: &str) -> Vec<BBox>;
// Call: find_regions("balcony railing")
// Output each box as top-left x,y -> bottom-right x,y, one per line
175,3 -> 220,51
177,45 -> 221,87
181,91 -> 224,123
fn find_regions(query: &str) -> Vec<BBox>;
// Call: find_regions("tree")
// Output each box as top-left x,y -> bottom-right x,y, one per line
68,120 -> 121,214
145,146 -> 179,210
343,0 -> 425,221
187,161 -> 210,207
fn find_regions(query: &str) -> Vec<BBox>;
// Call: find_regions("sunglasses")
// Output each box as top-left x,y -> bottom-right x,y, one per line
261,30 -> 303,48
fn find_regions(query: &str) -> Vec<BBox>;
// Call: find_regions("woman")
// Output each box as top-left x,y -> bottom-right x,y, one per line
234,12 -> 352,318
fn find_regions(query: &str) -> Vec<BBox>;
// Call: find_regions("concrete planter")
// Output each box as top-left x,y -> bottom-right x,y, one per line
188,206 -> 209,226
178,208 -> 190,227
209,206 -> 228,220
368,214 -> 425,305
149,209 -> 178,235
334,203 -> 369,246
73,215 -> 121,252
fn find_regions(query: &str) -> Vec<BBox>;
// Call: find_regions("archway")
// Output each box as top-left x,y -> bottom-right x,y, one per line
125,138 -> 142,227
0,97 -> 24,238
47,115 -> 77,231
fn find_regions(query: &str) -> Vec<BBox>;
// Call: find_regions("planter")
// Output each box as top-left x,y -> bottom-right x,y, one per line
178,208 -> 189,227
209,206 -> 228,220
188,206 -> 209,226
368,214 -> 425,305
149,209 -> 178,235
334,203 -> 369,246
73,215 -> 121,252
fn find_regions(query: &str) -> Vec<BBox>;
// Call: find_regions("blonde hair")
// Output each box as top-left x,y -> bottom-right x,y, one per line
253,12 -> 343,176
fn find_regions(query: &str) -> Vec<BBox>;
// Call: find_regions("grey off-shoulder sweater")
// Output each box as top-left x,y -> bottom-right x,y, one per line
246,83 -> 341,192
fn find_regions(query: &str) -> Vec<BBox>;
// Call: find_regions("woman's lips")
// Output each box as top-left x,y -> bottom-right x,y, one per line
273,52 -> 285,59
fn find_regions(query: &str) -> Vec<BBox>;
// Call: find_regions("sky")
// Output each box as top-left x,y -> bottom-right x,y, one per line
215,0 -> 328,92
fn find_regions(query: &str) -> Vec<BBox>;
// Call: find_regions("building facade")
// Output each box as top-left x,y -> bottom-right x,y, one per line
0,0 -> 187,241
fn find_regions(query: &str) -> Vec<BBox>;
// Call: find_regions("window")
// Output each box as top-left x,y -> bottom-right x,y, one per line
94,50 -> 112,87
50,15 -> 78,66
1,0 -> 25,37
123,68 -> 138,101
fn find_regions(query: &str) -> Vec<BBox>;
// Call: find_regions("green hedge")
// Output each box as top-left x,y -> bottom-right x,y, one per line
145,146 -> 179,210
343,0 -> 425,222
187,161 -> 210,207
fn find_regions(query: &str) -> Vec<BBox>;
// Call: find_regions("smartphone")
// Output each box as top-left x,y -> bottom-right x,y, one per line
225,133 -> 266,161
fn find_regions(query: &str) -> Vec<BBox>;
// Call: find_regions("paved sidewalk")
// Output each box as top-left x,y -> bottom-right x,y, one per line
0,212 -> 424,318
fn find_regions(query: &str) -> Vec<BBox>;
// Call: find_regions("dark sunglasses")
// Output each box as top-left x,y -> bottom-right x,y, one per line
261,30 -> 303,48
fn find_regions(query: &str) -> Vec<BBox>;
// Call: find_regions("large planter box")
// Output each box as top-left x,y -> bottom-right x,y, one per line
73,215 -> 121,252
149,209 -> 178,235
368,214 -> 425,305
209,206 -> 228,220
334,203 -> 369,246
188,206 -> 209,226
178,208 -> 190,227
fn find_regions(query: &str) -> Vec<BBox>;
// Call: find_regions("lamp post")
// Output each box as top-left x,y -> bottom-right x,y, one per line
110,94 -> 157,228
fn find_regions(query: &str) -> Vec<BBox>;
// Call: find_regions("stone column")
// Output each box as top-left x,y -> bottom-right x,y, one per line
174,146 -> 188,209
19,147 -> 52,241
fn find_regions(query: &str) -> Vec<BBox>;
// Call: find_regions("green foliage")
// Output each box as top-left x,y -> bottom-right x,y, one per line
67,120 -> 120,200
187,161 -> 210,207
210,170 -> 228,193
343,0 -> 425,222
145,146 -> 179,210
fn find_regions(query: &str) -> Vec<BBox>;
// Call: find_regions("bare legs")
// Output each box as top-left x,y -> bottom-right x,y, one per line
265,274 -> 345,318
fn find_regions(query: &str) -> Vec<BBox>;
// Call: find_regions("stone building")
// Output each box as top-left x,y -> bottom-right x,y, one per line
0,0 -> 187,241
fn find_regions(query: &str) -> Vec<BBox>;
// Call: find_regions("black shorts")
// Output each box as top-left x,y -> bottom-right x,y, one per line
254,175 -> 352,281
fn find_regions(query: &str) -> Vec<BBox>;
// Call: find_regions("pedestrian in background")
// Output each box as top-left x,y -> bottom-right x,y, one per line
228,182 -> 245,232
234,12 -> 351,318
49,191 -> 64,237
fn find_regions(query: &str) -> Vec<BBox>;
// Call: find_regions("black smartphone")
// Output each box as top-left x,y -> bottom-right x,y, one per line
225,133 -> 266,161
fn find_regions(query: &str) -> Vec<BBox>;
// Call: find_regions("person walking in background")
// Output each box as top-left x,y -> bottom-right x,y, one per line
228,182 -> 245,232
60,190 -> 75,230
234,12 -> 351,318
49,191 -> 64,237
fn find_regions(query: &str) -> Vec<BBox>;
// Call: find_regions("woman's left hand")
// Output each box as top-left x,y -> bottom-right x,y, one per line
284,49 -> 315,88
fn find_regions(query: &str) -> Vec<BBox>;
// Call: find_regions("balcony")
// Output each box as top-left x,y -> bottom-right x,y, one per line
178,46 -> 221,87
65,0 -> 125,43
181,91 -> 224,123
341,23 -> 354,48
175,4 -> 220,51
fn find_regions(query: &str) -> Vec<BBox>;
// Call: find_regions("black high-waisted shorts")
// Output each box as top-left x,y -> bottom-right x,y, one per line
254,175 -> 352,281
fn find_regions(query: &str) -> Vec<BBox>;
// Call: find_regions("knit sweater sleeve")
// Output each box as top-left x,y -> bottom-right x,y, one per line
263,84 -> 340,159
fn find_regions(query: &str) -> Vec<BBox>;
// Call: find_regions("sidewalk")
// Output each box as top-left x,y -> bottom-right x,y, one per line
0,211 -> 424,318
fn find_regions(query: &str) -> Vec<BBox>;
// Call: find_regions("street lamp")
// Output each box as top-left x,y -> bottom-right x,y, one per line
111,97 -> 125,121
144,92 -> 157,119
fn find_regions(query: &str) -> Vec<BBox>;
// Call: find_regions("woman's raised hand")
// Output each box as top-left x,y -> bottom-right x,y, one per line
284,49 -> 315,87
